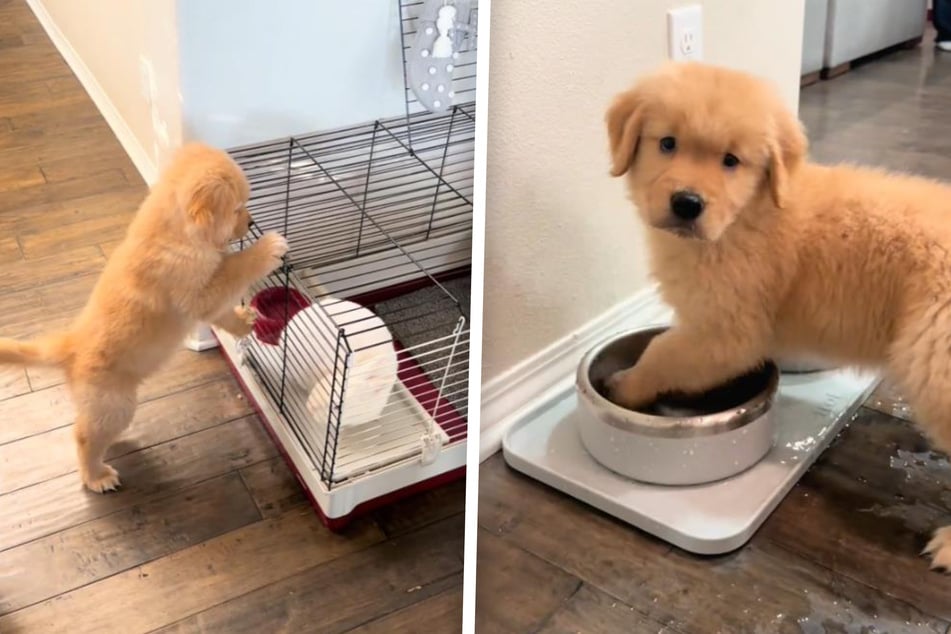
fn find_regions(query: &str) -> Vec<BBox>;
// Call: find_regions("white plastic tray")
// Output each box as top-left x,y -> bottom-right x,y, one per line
503,367 -> 878,554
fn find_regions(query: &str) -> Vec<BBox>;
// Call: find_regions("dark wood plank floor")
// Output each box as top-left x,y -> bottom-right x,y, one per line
0,1 -> 464,632
476,33 -> 951,634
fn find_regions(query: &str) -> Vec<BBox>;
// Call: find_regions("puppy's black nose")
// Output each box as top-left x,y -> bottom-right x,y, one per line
670,191 -> 705,221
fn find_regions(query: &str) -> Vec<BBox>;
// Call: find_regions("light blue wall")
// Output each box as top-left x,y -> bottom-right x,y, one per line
177,0 -> 408,148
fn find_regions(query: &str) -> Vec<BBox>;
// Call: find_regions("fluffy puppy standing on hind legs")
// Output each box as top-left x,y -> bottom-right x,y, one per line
604,61 -> 951,571
0,143 -> 287,493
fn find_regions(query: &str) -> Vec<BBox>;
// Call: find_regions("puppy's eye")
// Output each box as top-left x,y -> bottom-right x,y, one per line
659,136 -> 676,153
722,153 -> 740,169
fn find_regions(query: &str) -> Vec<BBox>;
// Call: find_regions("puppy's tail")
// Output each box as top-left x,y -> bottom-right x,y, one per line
0,333 -> 72,368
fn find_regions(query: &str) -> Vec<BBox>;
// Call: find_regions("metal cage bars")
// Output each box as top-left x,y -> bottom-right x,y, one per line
228,107 -> 475,272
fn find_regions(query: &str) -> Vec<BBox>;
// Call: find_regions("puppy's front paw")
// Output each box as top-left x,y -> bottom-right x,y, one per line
253,232 -> 289,276
232,305 -> 258,338
923,526 -> 951,572
606,367 -> 656,410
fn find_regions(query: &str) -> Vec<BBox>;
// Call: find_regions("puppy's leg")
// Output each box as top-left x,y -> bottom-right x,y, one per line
72,383 -> 136,493
890,310 -> 951,571
210,305 -> 258,338
902,390 -> 951,571
608,324 -> 769,409
186,232 -> 288,321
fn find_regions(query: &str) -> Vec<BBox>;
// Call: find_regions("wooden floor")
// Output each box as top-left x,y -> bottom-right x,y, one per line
476,35 -> 951,634
0,2 -> 464,632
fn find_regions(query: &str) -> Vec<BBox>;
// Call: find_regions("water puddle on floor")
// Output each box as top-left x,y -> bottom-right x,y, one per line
865,381 -> 915,421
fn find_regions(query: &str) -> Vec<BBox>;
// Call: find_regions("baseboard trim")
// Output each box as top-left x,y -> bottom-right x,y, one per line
25,0 -> 159,186
479,285 -> 670,462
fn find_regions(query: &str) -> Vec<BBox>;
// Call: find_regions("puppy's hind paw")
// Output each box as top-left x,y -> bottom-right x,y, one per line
82,464 -> 121,494
922,526 -> 951,572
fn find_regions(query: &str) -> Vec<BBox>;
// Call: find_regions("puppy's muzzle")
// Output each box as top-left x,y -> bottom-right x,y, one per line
669,190 -> 705,221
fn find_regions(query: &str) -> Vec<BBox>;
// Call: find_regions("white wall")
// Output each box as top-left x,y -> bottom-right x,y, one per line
28,0 -> 183,183
28,0 -> 410,178
481,0 -> 805,382
176,0 -> 407,149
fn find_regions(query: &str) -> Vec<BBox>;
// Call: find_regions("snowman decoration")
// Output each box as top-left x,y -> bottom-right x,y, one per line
432,5 -> 457,58
408,0 -> 474,113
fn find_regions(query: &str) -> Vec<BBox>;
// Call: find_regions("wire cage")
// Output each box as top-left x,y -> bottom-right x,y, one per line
212,0 -> 478,528
230,108 -> 474,486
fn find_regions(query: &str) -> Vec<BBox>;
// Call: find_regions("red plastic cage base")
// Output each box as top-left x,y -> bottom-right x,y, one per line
215,328 -> 467,532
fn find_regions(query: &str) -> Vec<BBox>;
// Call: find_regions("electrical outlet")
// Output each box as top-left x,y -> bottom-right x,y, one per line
668,5 -> 703,61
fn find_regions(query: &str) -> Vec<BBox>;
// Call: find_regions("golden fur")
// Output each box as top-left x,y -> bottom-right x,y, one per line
0,143 -> 286,493
605,61 -> 951,570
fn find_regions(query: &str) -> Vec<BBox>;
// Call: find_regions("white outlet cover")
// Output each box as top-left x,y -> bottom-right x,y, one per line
668,5 -> 703,61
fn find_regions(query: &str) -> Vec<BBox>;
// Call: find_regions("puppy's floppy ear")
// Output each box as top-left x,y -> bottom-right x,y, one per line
184,172 -> 235,242
767,109 -> 808,208
605,88 -> 646,177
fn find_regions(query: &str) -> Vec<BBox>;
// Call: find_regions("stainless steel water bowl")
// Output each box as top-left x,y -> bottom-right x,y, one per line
575,326 -> 780,486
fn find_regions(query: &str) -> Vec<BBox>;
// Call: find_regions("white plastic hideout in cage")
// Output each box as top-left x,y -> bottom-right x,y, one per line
502,292 -> 879,555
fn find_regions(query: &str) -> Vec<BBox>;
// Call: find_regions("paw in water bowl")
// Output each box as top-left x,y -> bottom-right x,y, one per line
576,328 -> 779,485
637,367 -> 775,418
588,326 -> 774,418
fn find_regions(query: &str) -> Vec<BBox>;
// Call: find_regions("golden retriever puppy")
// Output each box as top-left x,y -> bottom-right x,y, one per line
0,143 -> 286,493
605,61 -> 951,569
